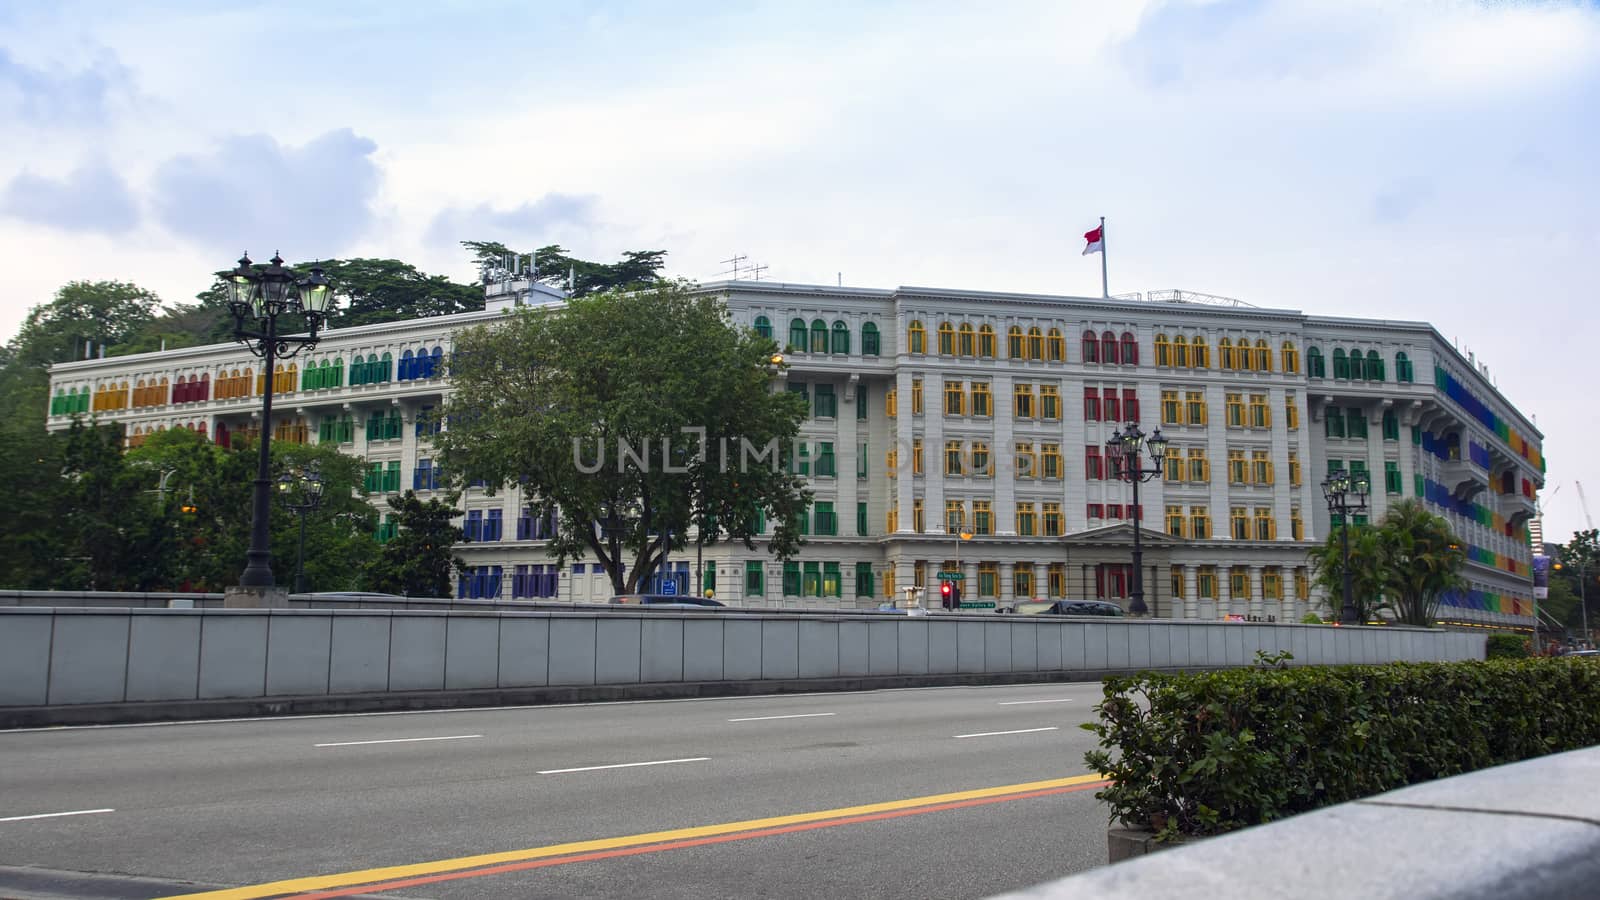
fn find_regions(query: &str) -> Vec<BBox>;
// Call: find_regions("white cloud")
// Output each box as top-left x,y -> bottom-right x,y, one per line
1,161 -> 139,234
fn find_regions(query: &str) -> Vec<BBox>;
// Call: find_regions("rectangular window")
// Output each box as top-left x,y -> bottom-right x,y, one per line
1123,389 -> 1139,422
970,441 -> 991,477
1048,563 -> 1067,598
485,508 -> 503,541
1164,452 -> 1184,482
1347,408 -> 1368,439
1228,449 -> 1248,484
945,500 -> 965,533
885,444 -> 899,474
1166,504 -> 1186,537
1016,502 -> 1036,536
1190,505 -> 1212,539
1225,393 -> 1244,427
1230,506 -> 1249,540
1326,409 -> 1345,438
816,442 -> 836,477
857,501 -> 868,536
814,501 -> 837,536
803,561 -> 821,596
465,509 -> 483,542
1014,383 -> 1035,419
971,381 -> 992,417
944,380 -> 966,416
973,500 -> 993,535
1087,503 -> 1104,520
1187,448 -> 1210,483
978,562 -> 999,598
857,443 -> 868,479
1083,387 -> 1100,421
1230,566 -> 1251,600
1385,461 -> 1402,495
913,499 -> 925,533
1040,384 -> 1060,420
815,384 -> 837,418
1286,394 -> 1300,430
911,378 -> 924,415
856,384 -> 869,419
886,388 -> 897,418
913,439 -> 924,475
1289,451 -> 1302,486
1249,394 -> 1270,428
945,440 -> 964,476
854,562 -> 874,598
1186,391 -> 1208,425
1291,508 -> 1304,541
1104,388 -> 1121,423
886,503 -> 899,533
1042,443 -> 1062,479
383,461 -> 400,493
1014,442 -> 1036,480
1295,567 -> 1310,600
1382,411 -> 1399,441
746,561 -> 764,598
794,441 -> 811,476
1043,502 -> 1062,537
1161,389 -> 1182,425
1085,446 -> 1103,480
783,561 -> 801,596
822,562 -> 842,598
1014,563 -> 1034,600
1254,507 -> 1275,541
1252,450 -> 1274,485
1197,565 -> 1218,598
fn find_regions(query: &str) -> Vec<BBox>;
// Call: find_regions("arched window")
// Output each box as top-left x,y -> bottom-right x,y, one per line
753,316 -> 772,339
198,373 -> 209,402
1218,338 -> 1235,370
430,346 -> 444,377
400,350 -> 416,381
908,320 -> 926,354
1082,330 -> 1099,363
788,318 -> 807,351
329,358 -> 343,388
378,352 -> 393,383
831,320 -> 850,354
1192,336 -> 1210,368
1395,351 -> 1413,383
1347,348 -> 1364,380
1121,331 -> 1138,365
1008,326 -> 1025,359
1365,349 -> 1384,381
810,319 -> 828,354
1281,341 -> 1299,374
979,325 -> 997,358
958,323 -> 975,356
1027,327 -> 1044,360
1307,346 -> 1325,378
1101,331 -> 1118,365
1046,328 -> 1065,362
1154,334 -> 1171,367
1171,335 -> 1189,368
1254,339 -> 1271,372
1332,348 -> 1349,379
937,321 -> 956,355
301,364 -> 316,391
285,363 -> 298,392
197,421 -> 207,437
862,322 -> 881,356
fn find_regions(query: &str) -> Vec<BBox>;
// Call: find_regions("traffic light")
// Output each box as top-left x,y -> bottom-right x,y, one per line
940,581 -> 953,609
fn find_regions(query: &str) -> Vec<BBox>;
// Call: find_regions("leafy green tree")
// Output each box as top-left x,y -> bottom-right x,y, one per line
51,420 -> 176,590
1552,529 -> 1599,636
365,491 -> 466,597
1375,499 -> 1466,627
190,256 -> 483,334
435,280 -> 809,593
460,241 -> 666,297
1307,524 -> 1386,622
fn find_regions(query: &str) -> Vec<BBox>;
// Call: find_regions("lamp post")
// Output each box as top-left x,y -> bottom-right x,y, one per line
226,253 -> 334,599
277,461 -> 326,593
946,529 -> 973,609
1104,422 -> 1169,616
1320,468 -> 1371,626
1553,559 -> 1591,650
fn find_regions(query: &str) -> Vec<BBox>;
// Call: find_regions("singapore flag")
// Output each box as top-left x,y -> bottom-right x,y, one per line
1082,224 -> 1104,256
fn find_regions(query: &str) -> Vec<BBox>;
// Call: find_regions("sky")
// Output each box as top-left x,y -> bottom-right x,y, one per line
1,0 -> 1596,542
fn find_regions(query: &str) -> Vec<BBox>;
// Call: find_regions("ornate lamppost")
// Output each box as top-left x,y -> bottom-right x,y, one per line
1320,468 -> 1371,626
225,253 -> 333,603
1105,422 -> 1169,616
277,460 -> 327,593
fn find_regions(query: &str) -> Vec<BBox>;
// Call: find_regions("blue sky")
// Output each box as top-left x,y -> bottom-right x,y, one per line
2,0 -> 1597,541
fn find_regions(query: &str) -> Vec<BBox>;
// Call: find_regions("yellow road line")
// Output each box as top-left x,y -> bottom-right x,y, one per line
158,773 -> 1106,899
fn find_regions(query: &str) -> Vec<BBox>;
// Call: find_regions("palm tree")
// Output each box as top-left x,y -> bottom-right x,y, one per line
1307,524 -> 1386,622
1378,499 -> 1466,627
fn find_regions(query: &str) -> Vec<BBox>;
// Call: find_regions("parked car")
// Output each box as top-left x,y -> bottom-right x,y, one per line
1014,599 -> 1126,617
609,594 -> 726,609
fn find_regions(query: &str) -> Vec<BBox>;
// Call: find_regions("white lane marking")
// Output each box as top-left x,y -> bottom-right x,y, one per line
954,727 -> 1060,739
727,713 -> 837,722
314,734 -> 483,748
0,808 -> 114,823
538,757 -> 710,775
997,699 -> 1075,705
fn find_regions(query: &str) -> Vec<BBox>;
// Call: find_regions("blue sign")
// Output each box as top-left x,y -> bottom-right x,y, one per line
660,580 -> 677,595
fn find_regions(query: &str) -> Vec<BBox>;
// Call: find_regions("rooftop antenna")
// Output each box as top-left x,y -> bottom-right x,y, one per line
838,272 -> 842,287
749,263 -> 769,282
719,254 -> 748,280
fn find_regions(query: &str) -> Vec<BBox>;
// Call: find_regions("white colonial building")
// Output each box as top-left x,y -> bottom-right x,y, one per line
46,276 -> 1544,630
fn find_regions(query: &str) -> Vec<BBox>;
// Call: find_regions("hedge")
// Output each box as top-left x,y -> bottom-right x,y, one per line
1485,633 -> 1529,659
1082,658 -> 1600,841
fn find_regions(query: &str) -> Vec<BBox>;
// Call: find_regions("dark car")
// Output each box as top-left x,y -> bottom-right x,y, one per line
1021,599 -> 1126,617
609,594 -> 726,609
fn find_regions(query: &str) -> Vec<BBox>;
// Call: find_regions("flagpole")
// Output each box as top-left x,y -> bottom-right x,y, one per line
1099,216 -> 1109,299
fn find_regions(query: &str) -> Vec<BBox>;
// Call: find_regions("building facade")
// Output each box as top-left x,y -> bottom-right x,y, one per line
45,278 -> 1544,630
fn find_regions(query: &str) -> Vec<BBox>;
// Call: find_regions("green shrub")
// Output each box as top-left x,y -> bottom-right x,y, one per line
1300,613 -> 1324,624
1485,633 -> 1529,659
1082,659 -> 1600,841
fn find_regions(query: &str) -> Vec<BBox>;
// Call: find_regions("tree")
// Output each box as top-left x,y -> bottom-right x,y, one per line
365,491 -> 466,598
191,256 -> 483,334
1375,499 -> 1466,627
1306,524 -> 1387,622
460,241 -> 667,298
1552,529 -> 1599,635
435,280 -> 810,594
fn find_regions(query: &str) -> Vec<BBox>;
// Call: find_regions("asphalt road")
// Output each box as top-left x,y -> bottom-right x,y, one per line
0,683 -> 1115,900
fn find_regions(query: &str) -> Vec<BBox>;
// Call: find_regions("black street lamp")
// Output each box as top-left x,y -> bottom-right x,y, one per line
227,253 -> 334,594
1105,422 -> 1169,616
277,461 -> 327,593
1320,468 -> 1371,626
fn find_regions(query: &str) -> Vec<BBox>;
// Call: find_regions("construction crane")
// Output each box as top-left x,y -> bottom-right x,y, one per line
1579,481 -> 1595,530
